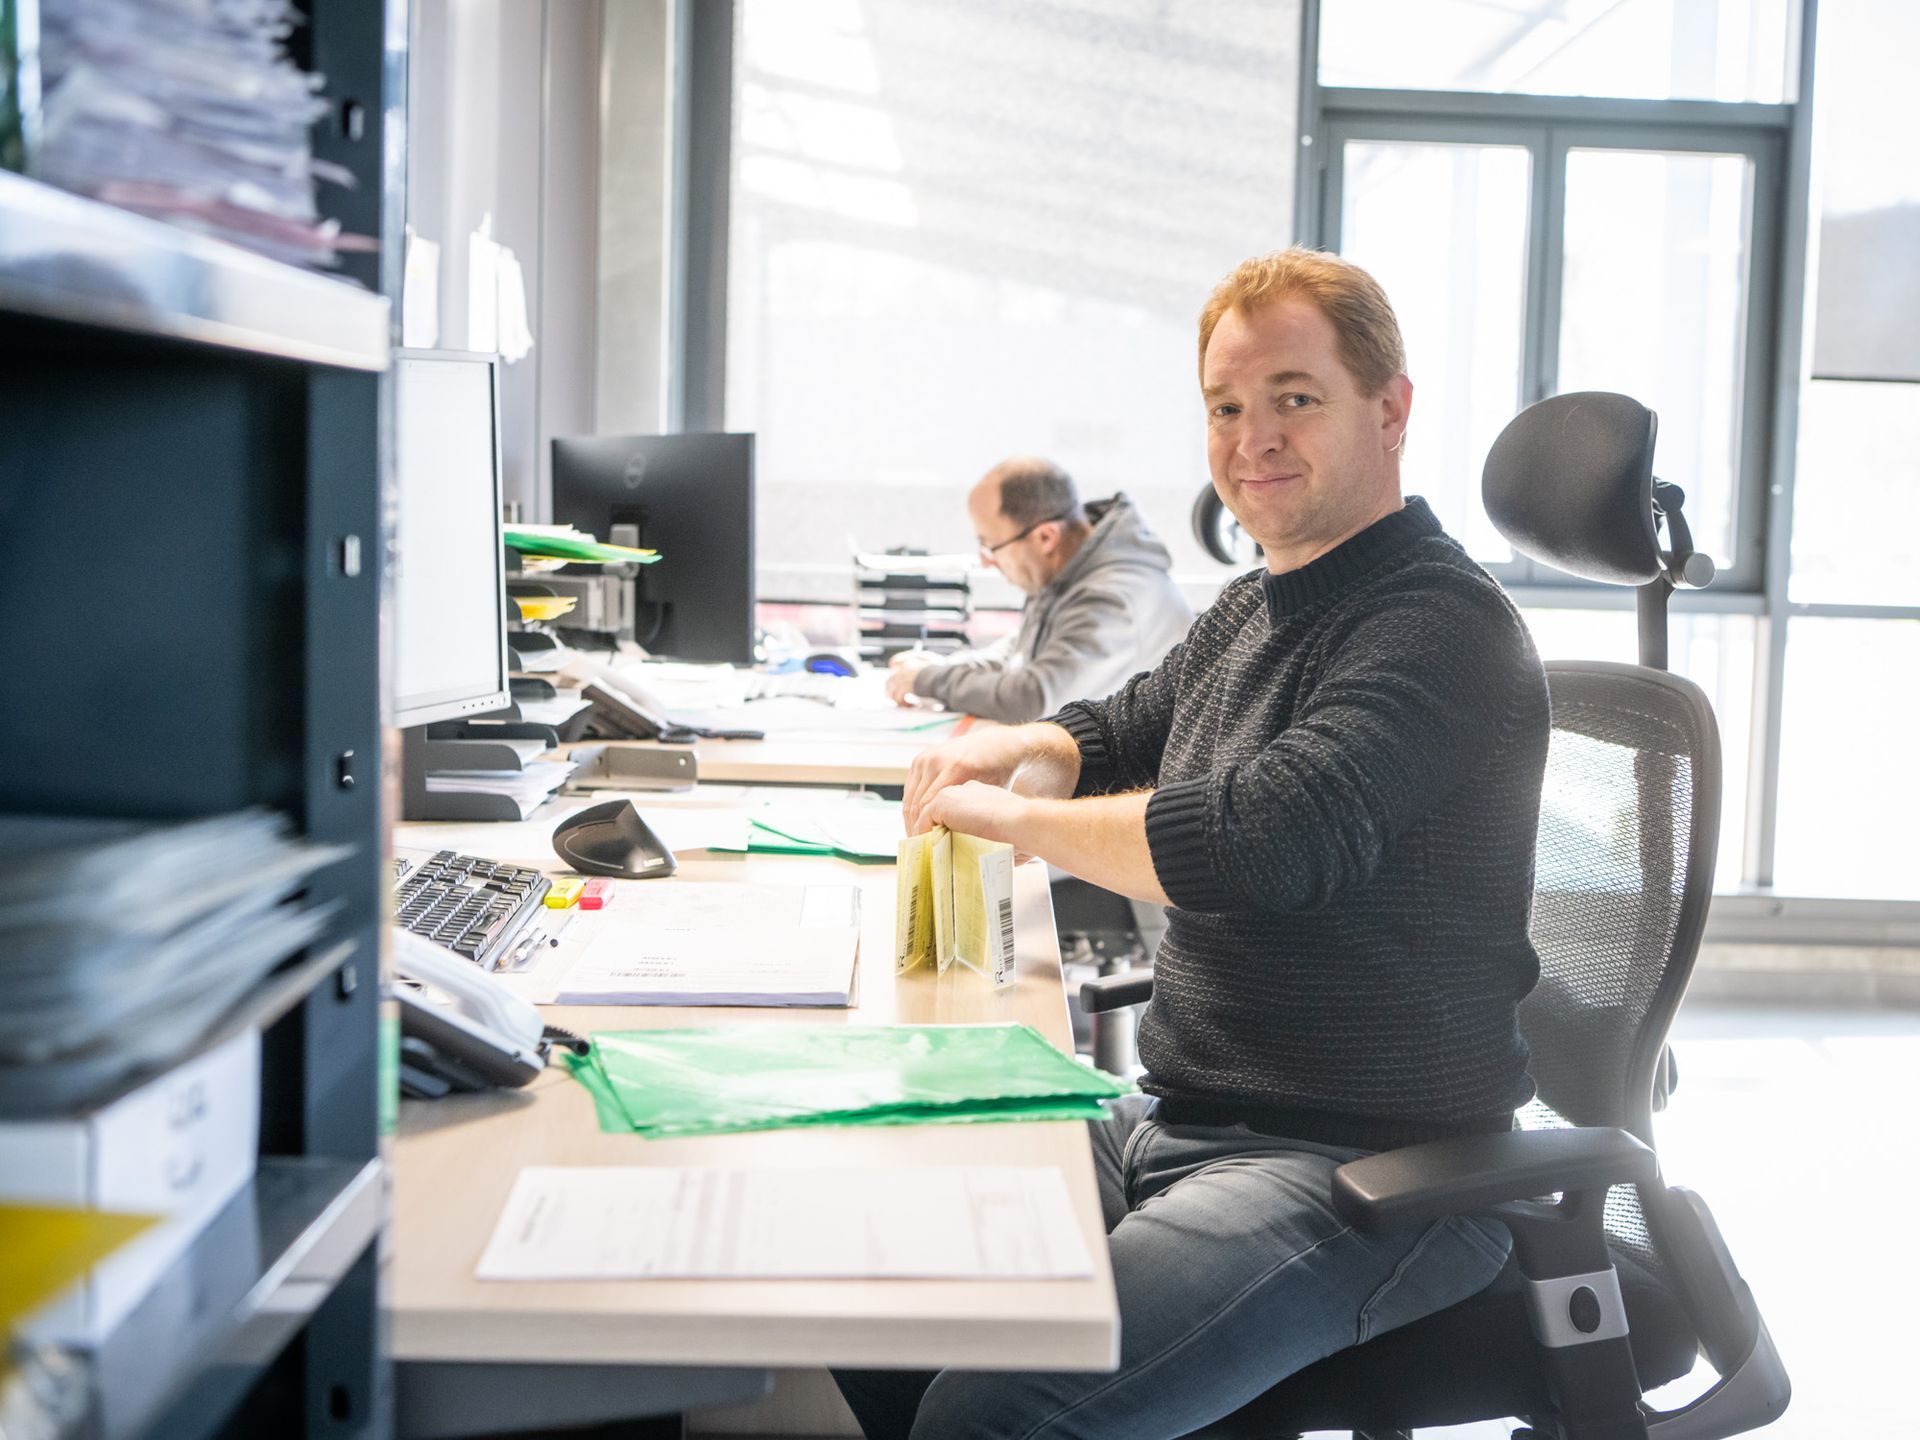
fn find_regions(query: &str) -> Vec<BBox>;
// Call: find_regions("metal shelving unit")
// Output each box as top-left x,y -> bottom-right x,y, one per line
0,3 -> 402,1436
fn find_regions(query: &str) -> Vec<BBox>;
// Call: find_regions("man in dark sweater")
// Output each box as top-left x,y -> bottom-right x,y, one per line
835,248 -> 1549,1439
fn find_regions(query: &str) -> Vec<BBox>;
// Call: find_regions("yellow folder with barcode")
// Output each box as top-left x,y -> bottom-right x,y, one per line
894,826 -> 1017,987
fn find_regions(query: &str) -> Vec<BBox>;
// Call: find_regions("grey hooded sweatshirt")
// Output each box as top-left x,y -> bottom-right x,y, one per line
910,494 -> 1194,723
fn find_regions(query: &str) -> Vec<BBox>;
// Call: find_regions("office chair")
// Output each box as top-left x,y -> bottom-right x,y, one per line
1081,393 -> 1790,1440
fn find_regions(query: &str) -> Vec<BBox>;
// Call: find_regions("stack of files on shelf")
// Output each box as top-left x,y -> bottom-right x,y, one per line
553,882 -> 861,1007
563,1023 -> 1133,1138
853,550 -> 974,665
34,0 -> 356,269
516,690 -> 595,733
0,810 -> 347,1118
503,525 -> 658,567
425,756 -> 577,822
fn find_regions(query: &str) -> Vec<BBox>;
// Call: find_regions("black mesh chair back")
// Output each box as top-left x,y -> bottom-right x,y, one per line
1520,661 -> 1720,1290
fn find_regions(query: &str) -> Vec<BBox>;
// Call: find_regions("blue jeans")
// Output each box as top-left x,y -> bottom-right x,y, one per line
834,1095 -> 1510,1440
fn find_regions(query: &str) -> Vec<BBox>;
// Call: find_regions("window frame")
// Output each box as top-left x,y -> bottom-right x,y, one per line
1315,95 -> 1785,593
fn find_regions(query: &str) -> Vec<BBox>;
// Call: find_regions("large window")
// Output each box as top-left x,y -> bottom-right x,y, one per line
1307,0 -> 1920,902
702,0 -> 1915,904
724,0 -> 1304,604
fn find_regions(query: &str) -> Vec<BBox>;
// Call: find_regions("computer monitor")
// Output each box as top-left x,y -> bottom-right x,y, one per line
549,432 -> 756,665
391,349 -> 511,728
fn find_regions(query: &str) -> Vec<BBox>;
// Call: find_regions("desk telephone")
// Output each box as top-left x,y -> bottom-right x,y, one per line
393,928 -> 584,1097
578,665 -> 764,744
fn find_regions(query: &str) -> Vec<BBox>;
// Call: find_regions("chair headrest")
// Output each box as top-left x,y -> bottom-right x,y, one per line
1481,392 -> 1663,586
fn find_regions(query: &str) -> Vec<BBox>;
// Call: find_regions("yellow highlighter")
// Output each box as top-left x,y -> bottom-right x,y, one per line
545,878 -> 586,908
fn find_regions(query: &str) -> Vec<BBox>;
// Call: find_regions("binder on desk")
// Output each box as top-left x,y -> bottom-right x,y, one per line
895,826 -> 1016,987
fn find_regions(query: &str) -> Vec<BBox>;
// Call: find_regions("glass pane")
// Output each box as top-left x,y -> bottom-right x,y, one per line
1788,381 -> 1920,606
1339,140 -> 1530,563
1522,608 -> 1755,892
1558,148 -> 1753,572
1319,0 -> 1795,103
1809,0 -> 1920,382
1774,618 -> 1920,898
727,0 -> 1304,600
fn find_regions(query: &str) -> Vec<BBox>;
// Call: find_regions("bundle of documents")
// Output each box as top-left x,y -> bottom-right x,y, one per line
503,525 -> 658,566
565,1023 -> 1133,1138
896,826 -> 1017,987
0,809 -> 347,1116
425,755 -> 577,821
554,882 -> 861,1006
33,0 -> 365,269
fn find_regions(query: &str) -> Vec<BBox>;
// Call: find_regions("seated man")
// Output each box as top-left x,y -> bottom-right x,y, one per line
884,458 -> 1192,723
837,248 -> 1550,1439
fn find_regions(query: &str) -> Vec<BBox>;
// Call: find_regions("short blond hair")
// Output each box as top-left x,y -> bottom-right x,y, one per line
1197,248 -> 1407,395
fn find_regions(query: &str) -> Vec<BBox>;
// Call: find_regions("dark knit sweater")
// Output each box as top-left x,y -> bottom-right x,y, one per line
1050,497 -> 1549,1150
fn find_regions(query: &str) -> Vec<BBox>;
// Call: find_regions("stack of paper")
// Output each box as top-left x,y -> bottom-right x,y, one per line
565,1023 -> 1133,1138
555,883 -> 861,1006
34,0 -> 363,269
716,793 -> 905,861
426,757 -> 577,821
0,810 -> 348,1115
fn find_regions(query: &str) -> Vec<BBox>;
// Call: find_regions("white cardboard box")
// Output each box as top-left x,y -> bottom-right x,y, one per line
0,1029 -> 260,1345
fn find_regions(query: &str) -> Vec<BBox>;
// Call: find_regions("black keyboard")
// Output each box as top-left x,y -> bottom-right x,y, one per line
393,850 -> 552,969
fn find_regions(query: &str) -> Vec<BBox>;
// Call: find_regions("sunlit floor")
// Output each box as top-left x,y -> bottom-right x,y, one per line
1305,997 -> 1920,1440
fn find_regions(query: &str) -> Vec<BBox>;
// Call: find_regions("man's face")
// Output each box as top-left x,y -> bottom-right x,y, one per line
1201,298 -> 1411,572
969,482 -> 1053,597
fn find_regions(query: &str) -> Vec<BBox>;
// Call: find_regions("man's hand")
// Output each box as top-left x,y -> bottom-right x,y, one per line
885,650 -> 934,706
902,722 -> 1080,834
924,780 -> 1028,846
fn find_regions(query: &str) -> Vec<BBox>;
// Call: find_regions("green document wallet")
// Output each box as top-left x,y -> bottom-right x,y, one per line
563,1023 -> 1134,1138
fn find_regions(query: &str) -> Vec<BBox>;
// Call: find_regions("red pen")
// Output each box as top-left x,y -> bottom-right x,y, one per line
578,877 -> 614,910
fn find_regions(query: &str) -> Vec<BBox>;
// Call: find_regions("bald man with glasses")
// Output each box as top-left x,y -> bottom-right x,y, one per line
886,458 -> 1194,724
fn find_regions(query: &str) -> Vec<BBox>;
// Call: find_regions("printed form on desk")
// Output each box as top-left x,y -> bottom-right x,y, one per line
476,1166 -> 1094,1280
554,882 -> 861,1006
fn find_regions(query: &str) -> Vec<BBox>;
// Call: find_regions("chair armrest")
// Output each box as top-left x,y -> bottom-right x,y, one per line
1078,968 -> 1155,1013
1332,1126 -> 1658,1232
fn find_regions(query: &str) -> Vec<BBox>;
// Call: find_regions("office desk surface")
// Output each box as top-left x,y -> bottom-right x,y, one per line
387,836 -> 1120,1374
569,732 -> 938,788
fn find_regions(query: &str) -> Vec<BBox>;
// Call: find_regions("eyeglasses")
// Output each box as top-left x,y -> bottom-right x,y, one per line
979,513 -> 1071,559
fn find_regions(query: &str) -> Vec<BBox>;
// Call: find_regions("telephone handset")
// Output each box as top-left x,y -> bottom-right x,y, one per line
578,664 -> 765,744
393,928 -> 559,1096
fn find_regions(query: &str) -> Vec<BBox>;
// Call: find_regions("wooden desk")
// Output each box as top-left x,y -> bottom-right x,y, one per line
386,810 -> 1118,1432
567,732 -> 938,789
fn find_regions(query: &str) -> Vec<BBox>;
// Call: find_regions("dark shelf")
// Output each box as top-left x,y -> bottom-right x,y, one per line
0,171 -> 388,370
72,1156 -> 385,1440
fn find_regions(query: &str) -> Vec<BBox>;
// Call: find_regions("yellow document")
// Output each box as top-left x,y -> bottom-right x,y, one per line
895,826 -> 1016,986
0,1205 -> 156,1335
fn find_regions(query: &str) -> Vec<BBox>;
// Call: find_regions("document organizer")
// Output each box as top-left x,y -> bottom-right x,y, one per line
400,720 -> 563,821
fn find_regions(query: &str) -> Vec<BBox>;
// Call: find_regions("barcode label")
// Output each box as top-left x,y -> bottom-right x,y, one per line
995,895 -> 1015,983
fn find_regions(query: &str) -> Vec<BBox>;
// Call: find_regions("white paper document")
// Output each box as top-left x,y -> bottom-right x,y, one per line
477,1166 -> 1095,1281
554,882 -> 861,1005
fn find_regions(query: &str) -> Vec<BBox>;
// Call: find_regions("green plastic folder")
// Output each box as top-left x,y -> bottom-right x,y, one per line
503,528 -> 661,564
568,1023 -> 1133,1138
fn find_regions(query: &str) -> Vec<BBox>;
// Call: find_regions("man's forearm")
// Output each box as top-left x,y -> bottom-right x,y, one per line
1008,722 -> 1083,800
1014,791 -> 1170,907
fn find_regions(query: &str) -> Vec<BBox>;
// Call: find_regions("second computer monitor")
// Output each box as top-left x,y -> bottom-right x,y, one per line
549,433 -> 756,665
